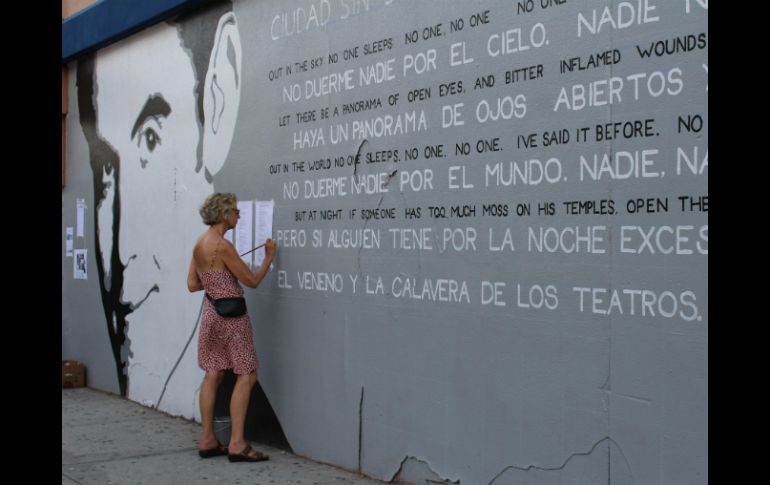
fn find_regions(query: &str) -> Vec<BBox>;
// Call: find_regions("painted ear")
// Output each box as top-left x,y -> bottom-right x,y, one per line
202,12 -> 241,177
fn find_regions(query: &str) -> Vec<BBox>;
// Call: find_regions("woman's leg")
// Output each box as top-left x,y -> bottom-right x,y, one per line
199,370 -> 226,449
228,371 -> 257,453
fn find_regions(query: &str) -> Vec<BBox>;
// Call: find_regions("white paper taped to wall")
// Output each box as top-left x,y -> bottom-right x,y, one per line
254,201 -> 274,267
76,199 -> 86,237
74,249 -> 87,279
66,227 -> 74,257
235,200 -> 255,266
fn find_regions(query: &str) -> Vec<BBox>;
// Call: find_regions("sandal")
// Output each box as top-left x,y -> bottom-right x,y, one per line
198,441 -> 228,458
228,444 -> 270,463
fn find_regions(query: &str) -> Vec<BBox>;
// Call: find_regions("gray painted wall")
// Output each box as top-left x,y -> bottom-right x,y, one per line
63,0 -> 708,483
63,78 -> 121,395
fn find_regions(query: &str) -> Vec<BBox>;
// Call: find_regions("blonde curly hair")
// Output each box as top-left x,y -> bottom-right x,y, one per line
199,192 -> 238,225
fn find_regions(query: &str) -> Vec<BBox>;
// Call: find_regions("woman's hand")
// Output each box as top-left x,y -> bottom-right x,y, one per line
264,239 -> 276,260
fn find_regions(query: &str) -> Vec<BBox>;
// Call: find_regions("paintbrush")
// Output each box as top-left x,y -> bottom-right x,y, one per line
239,242 -> 266,257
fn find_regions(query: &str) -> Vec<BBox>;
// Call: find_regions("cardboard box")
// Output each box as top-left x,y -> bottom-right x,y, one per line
62,360 -> 85,388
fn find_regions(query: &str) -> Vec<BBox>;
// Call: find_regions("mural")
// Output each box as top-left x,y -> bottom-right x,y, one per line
65,0 -> 708,483
75,1 -> 241,411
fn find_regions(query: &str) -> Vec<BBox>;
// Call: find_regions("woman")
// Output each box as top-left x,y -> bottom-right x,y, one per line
187,192 -> 276,462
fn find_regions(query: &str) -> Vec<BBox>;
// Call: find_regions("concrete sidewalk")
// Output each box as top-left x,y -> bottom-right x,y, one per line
62,388 -> 387,485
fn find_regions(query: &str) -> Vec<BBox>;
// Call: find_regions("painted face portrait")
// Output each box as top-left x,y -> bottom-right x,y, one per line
76,1 -> 241,416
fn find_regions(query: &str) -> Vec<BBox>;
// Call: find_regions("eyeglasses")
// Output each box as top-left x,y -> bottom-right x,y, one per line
228,208 -> 240,216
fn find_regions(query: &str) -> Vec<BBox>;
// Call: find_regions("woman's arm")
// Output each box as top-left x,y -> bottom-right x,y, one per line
221,239 -> 276,288
187,256 -> 203,292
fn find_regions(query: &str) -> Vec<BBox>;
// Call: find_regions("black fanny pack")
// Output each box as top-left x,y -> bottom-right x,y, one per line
205,293 -> 247,318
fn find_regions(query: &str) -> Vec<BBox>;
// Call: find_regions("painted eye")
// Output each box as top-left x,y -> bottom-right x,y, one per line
142,127 -> 161,152
130,94 -> 171,164
134,117 -> 164,168
137,116 -> 163,152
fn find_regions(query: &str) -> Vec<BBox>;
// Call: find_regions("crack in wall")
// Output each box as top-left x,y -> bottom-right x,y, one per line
487,436 -> 634,485
351,138 -> 401,281
353,139 -> 368,177
352,139 -> 367,276
358,386 -> 365,471
611,392 -> 652,404
379,437 -> 635,485
607,436 -> 634,484
389,456 -> 459,485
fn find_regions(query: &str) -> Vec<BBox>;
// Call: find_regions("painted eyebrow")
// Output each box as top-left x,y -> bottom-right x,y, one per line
130,94 -> 171,139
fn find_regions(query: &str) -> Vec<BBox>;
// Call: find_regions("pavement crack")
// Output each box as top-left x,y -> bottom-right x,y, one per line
61,471 -> 85,485
63,447 -> 202,466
